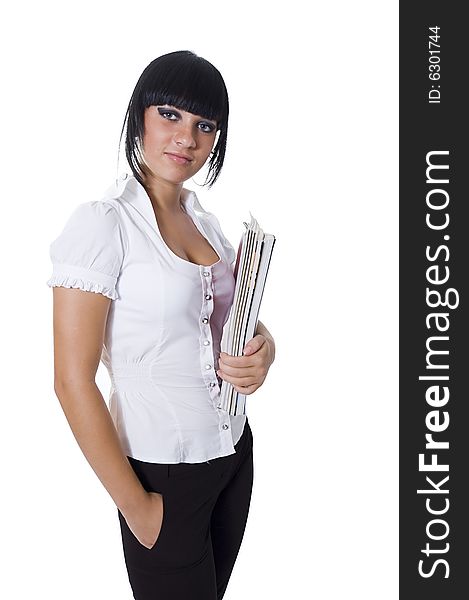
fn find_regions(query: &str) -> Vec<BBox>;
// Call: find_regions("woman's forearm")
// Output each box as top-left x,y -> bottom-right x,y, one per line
54,380 -> 147,516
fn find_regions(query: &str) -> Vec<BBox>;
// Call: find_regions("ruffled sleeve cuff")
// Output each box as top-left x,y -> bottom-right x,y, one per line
46,263 -> 119,300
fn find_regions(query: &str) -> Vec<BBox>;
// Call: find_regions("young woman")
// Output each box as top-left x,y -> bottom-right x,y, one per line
47,50 -> 276,599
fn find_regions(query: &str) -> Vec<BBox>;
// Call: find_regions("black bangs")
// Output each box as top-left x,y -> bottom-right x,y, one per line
141,56 -> 226,124
119,50 -> 229,188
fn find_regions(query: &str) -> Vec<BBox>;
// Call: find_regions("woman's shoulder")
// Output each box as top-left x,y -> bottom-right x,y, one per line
55,199 -> 122,247
61,173 -> 132,233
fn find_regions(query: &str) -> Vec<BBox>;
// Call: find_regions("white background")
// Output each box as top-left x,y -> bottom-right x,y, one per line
1,1 -> 398,598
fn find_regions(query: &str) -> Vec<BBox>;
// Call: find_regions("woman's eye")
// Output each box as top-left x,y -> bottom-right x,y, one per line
156,107 -> 215,132
198,122 -> 215,133
157,108 -> 177,120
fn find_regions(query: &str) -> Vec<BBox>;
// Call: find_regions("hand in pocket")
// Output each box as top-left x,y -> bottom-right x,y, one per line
124,491 -> 165,549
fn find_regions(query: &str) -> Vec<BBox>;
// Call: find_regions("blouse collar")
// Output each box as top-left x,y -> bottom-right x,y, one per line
105,173 -> 208,220
102,172 -> 236,269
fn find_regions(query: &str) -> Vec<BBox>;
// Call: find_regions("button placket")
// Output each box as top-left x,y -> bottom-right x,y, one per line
198,266 -> 219,402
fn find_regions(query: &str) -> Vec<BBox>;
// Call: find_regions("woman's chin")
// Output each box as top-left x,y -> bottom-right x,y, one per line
144,166 -> 196,186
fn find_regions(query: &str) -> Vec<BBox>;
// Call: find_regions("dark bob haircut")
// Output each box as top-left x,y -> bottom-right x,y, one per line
118,50 -> 229,189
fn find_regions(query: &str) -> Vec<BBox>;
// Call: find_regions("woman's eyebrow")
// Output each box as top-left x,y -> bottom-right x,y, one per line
164,106 -> 217,125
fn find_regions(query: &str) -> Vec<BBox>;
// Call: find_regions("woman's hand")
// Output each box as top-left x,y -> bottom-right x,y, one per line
217,321 -> 276,395
123,491 -> 164,549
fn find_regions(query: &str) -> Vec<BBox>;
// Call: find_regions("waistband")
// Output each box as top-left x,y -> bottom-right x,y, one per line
105,362 -> 222,397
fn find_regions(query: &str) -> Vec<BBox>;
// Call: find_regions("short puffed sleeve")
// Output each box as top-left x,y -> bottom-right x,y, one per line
46,201 -> 125,300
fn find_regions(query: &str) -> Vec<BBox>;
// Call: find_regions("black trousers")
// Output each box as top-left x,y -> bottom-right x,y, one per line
117,419 -> 254,600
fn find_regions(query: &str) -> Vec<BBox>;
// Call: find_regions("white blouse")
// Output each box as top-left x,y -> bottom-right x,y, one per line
46,173 -> 247,463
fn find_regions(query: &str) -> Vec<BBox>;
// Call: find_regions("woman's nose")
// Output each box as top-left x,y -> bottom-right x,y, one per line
173,123 -> 196,147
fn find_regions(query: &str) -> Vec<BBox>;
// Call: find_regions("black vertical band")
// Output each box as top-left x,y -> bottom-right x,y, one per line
400,3 -> 467,596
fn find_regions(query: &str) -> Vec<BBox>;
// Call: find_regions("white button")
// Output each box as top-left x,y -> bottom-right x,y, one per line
222,424 -> 229,430
203,340 -> 210,346
205,294 -> 212,300
217,404 -> 222,408
120,173 -> 128,180
203,271 -> 210,277
202,317 -> 209,324
205,364 -> 212,370
210,382 -> 217,387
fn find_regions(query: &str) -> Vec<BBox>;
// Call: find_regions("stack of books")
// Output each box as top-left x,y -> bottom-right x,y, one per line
219,213 -> 276,416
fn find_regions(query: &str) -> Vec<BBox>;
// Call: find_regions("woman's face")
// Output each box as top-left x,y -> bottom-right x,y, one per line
141,104 -> 218,186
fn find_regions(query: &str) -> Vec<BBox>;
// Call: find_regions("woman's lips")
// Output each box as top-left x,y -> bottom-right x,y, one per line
165,153 -> 192,165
